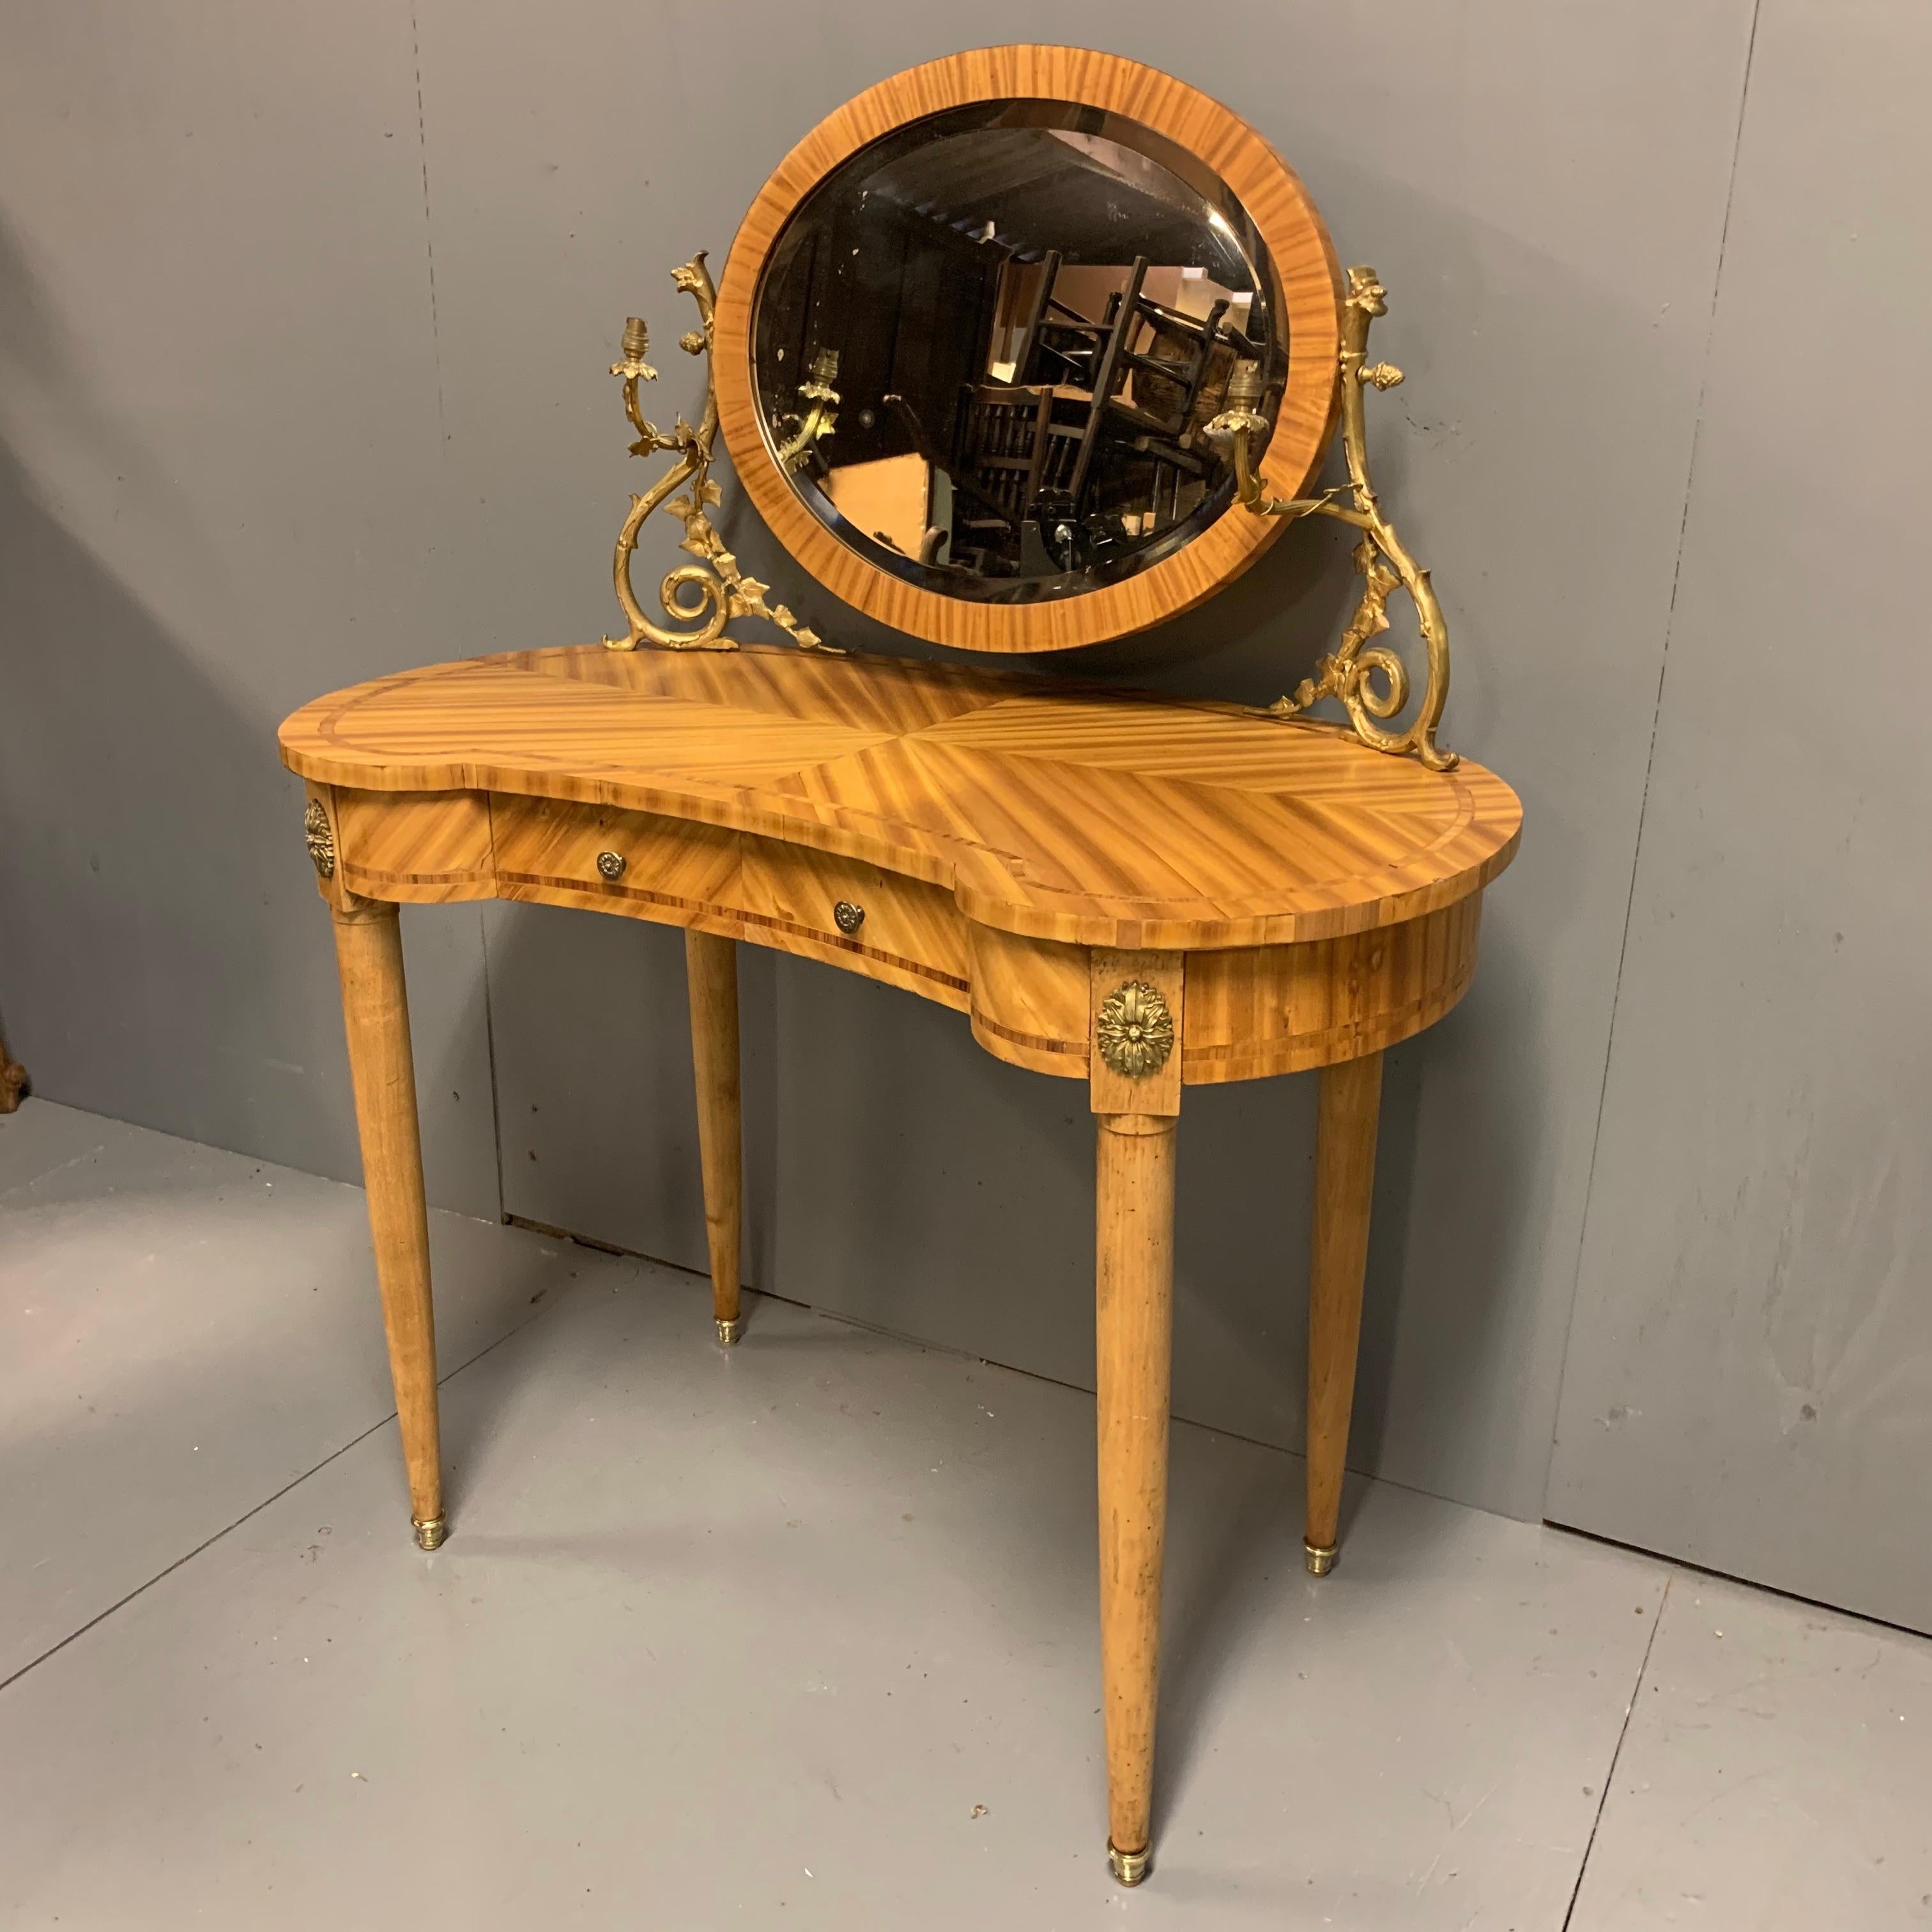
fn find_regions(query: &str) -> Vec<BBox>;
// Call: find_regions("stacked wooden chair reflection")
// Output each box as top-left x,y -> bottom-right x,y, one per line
942,251 -> 1251,575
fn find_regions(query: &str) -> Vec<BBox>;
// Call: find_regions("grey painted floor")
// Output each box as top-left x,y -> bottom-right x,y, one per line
2,1100 -> 1927,1929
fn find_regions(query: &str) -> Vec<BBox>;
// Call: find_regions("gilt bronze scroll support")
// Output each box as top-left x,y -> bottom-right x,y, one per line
604,254 -> 836,654
1210,266 -> 1456,770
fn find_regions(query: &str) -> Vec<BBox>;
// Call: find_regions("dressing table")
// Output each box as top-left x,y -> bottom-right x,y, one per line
279,47 -> 1520,1887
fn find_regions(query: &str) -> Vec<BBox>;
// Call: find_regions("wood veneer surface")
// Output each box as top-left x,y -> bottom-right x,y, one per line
281,645 -> 1519,951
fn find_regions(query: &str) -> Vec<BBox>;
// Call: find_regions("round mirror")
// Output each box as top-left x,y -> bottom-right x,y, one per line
753,105 -> 1282,602
715,50 -> 1345,652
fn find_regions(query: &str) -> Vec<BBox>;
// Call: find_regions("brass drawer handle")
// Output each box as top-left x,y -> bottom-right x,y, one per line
597,850 -> 627,880
833,899 -> 865,934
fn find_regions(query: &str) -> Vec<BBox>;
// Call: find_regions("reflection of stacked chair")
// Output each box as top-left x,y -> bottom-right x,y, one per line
954,388 -> 1056,523
906,254 -> 1253,573
1009,254 -> 1246,542
1009,250 -> 1103,388
942,256 -> 1150,570
1100,291 -> 1236,529
1003,255 -> 1147,523
884,390 -> 1044,572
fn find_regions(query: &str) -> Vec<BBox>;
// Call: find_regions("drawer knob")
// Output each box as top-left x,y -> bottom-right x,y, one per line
833,899 -> 865,934
597,850 -> 627,880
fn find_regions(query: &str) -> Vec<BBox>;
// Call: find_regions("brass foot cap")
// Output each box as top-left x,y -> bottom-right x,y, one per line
1305,1540 -> 1337,1576
413,1515 -> 448,1552
1107,1843 -> 1151,1887
716,1316 -> 744,1346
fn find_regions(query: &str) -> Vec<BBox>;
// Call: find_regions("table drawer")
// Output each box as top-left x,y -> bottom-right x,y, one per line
491,794 -> 741,917
739,839 -> 968,993
490,793 -> 968,1000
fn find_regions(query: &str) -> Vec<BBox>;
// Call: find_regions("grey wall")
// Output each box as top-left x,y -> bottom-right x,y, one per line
0,3 -> 499,1219
1546,0 -> 1932,1636
10,1 -> 1913,1599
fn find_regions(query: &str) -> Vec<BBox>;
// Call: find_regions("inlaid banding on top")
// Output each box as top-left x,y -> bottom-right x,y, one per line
280,645 -> 1520,952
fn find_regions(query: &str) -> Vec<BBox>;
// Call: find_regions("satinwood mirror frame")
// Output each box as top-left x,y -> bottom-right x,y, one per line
710,45 -> 1347,654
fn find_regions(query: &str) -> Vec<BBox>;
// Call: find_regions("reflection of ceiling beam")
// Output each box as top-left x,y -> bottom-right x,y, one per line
862,128 -> 1230,271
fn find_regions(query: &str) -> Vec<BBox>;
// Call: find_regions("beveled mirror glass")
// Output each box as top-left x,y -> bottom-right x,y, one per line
751,104 -> 1284,604
712,49 -> 1346,651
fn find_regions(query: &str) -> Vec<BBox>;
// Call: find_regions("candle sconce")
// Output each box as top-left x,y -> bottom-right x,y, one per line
1209,266 -> 1456,770
602,254 -> 836,654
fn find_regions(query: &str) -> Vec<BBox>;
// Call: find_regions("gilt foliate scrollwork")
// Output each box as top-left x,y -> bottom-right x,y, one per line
603,254 -> 836,655
1207,266 -> 1456,770
771,347 -> 841,474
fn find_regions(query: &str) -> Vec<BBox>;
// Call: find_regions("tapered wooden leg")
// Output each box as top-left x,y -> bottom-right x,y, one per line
1305,1050 -> 1384,1575
332,901 -> 445,1550
685,930 -> 743,1344
1094,1112 -> 1176,1887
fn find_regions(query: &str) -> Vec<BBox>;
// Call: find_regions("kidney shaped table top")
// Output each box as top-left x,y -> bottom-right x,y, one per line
278,640 -> 1520,1882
